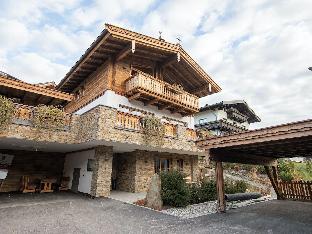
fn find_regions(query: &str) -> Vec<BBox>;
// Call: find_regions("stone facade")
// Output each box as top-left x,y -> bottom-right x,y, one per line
1,105 -> 203,155
1,105 -> 203,197
113,150 -> 199,193
90,146 -> 113,197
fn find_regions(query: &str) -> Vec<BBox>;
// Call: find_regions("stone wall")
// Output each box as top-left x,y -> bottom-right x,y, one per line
0,149 -> 65,192
96,105 -> 202,153
115,153 -> 136,192
113,150 -> 199,193
90,146 -> 113,197
1,105 -> 203,156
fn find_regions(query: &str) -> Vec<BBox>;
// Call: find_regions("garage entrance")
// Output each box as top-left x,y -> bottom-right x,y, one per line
0,149 -> 65,193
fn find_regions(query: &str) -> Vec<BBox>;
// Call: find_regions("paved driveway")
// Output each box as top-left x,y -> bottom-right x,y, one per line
0,192 -> 311,234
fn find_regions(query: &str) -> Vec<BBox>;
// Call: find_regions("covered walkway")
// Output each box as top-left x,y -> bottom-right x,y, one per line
198,119 -> 312,211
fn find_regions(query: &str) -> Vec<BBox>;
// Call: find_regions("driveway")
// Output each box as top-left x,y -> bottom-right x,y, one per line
0,192 -> 311,234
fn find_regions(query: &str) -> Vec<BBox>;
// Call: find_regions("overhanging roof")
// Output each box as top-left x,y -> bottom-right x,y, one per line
197,119 -> 312,161
56,24 -> 221,96
200,100 -> 261,123
0,71 -> 73,106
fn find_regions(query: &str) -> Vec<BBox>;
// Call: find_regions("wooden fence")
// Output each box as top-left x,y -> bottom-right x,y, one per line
278,180 -> 312,201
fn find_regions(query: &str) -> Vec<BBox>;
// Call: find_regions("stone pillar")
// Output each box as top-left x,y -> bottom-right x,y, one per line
134,150 -> 155,193
90,146 -> 113,197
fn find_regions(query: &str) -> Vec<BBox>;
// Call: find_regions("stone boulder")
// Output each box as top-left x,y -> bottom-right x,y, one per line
145,174 -> 162,210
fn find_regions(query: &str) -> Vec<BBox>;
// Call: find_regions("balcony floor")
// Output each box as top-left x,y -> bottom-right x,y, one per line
126,88 -> 199,116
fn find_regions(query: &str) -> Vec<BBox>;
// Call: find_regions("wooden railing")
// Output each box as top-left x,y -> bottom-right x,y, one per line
278,180 -> 311,201
125,70 -> 199,111
164,123 -> 177,138
186,128 -> 197,141
116,111 -> 141,131
12,103 -> 72,129
116,111 -> 178,138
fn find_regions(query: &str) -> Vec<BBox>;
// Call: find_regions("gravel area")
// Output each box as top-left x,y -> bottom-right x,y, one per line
161,195 -> 273,219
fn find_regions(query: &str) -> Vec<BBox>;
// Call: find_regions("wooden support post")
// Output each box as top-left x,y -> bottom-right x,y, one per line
272,165 -> 278,182
215,161 -> 226,212
265,166 -> 283,200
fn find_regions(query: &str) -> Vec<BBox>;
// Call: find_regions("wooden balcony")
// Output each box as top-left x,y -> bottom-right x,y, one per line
116,111 -> 178,138
125,70 -> 199,116
11,103 -> 72,130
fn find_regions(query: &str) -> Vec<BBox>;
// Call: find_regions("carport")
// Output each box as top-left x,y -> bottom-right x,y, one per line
197,119 -> 312,212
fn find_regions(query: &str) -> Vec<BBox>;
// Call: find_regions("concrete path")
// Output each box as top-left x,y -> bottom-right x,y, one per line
0,192 -> 311,233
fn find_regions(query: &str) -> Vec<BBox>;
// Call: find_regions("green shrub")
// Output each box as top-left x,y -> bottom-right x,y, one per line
256,165 -> 266,174
278,160 -> 294,182
0,95 -> 15,129
200,180 -> 217,201
160,170 -> 190,207
306,161 -> 312,177
225,180 -> 247,194
188,183 -> 201,204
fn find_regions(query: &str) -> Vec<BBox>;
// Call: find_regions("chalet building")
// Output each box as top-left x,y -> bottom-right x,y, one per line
194,100 -> 260,136
0,24 -> 221,197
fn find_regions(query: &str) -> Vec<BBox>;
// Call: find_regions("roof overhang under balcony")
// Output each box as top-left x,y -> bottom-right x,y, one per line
56,24 -> 222,97
0,71 -> 73,106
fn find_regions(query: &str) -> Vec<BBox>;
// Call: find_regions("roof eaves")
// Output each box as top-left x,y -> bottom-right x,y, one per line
56,29 -> 110,90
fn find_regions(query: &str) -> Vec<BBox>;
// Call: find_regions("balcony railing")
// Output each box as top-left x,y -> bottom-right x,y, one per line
186,128 -> 197,141
11,103 -> 72,129
125,69 -> 199,114
116,111 -> 178,138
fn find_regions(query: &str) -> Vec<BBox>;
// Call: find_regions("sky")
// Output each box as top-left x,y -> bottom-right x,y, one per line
0,0 -> 311,129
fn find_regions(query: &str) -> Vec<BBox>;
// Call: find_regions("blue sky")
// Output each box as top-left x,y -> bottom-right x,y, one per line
0,0 -> 311,128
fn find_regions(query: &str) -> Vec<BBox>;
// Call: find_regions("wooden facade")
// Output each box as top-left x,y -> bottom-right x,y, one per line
56,24 -> 221,114
0,71 -> 73,106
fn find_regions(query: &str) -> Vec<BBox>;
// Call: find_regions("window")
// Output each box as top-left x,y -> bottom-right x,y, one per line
177,159 -> 184,171
154,158 -> 171,173
87,159 -> 95,171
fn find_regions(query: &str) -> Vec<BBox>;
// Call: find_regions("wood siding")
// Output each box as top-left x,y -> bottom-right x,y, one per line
65,61 -> 111,113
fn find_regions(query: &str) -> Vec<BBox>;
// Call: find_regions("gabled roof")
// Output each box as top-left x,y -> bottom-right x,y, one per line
0,71 -> 73,106
57,24 -> 221,97
200,100 -> 261,123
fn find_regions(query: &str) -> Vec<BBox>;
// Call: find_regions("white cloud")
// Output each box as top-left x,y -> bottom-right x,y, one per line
2,53 -> 69,84
0,0 -> 311,129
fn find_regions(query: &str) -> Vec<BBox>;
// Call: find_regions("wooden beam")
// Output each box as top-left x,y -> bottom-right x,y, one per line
160,54 -> 179,68
159,103 -> 172,110
209,150 -> 278,166
216,161 -> 226,212
192,83 -> 213,96
115,44 -> 131,62
144,98 -> 158,106
128,92 -> 141,101
0,76 -> 73,102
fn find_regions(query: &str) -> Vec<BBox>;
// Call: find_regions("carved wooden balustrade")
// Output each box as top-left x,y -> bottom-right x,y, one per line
125,70 -> 199,115
11,103 -> 72,129
186,128 -> 197,141
116,111 -> 179,138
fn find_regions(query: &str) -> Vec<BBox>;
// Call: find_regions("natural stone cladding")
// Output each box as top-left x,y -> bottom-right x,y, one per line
1,105 -> 203,154
90,146 -> 113,197
114,150 -> 199,193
